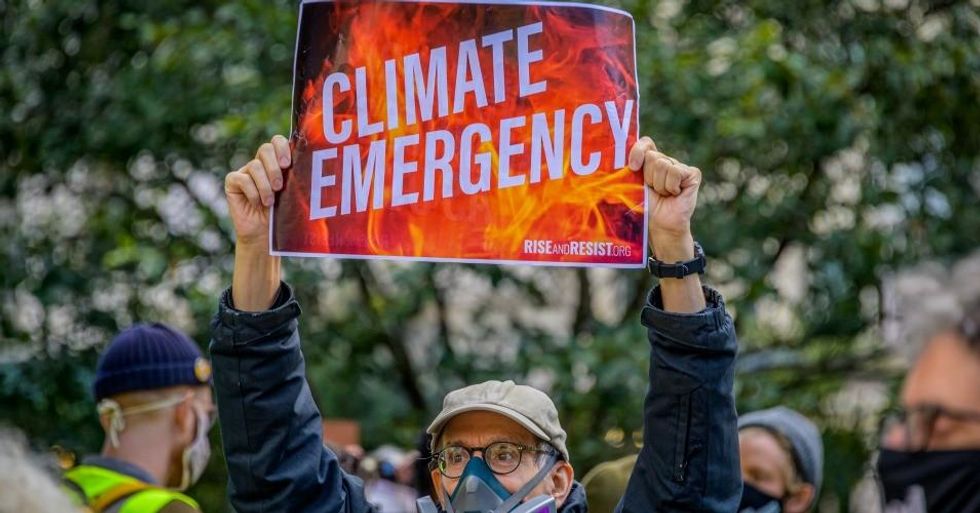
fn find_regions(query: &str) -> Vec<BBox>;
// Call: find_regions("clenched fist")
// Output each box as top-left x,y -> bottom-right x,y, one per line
224,135 -> 291,245
628,136 -> 701,262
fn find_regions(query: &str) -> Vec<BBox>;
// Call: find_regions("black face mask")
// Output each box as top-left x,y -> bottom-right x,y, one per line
877,448 -> 980,513
739,483 -> 782,513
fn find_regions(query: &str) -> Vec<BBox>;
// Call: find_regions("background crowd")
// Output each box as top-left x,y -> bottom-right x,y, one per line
2,0 -> 979,512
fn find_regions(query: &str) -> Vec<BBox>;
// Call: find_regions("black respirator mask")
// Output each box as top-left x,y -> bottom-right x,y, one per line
877,447 -> 980,513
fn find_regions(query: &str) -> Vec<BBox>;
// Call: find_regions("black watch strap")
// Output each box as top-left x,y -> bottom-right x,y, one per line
647,242 -> 706,278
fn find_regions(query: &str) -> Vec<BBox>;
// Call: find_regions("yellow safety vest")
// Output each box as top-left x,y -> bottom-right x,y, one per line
64,464 -> 200,513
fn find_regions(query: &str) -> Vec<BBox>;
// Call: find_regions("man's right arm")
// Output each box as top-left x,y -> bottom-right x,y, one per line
210,136 -> 374,513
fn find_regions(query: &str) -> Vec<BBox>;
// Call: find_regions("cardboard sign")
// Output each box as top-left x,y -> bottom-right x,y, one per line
273,0 -> 644,267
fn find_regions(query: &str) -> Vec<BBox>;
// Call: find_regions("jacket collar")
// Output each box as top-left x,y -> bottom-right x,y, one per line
82,455 -> 158,485
558,482 -> 588,513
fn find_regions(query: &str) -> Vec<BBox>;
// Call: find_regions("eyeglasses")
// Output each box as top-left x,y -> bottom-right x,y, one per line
434,441 -> 554,478
880,403 -> 980,452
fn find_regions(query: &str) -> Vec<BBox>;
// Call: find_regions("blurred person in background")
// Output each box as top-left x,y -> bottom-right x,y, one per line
325,441 -> 366,476
581,454 -> 637,512
737,407 -> 823,513
209,134 -> 742,512
877,300 -> 980,513
0,429 -> 77,513
63,323 -> 214,513
579,407 -> 823,513
364,445 -> 419,513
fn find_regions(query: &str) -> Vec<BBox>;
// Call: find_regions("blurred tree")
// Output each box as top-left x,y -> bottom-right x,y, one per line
1,0 -> 978,511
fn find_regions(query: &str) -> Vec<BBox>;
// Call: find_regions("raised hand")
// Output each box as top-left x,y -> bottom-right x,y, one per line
224,135 -> 291,245
628,136 -> 701,262
223,135 -> 290,311
628,136 -> 705,312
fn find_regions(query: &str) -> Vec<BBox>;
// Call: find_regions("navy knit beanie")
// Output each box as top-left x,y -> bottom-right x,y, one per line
93,323 -> 211,401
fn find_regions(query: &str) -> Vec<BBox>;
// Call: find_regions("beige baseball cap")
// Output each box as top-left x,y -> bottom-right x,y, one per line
426,380 -> 569,461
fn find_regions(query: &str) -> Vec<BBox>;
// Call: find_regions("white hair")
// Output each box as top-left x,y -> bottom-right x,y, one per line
881,249 -> 980,364
0,428 -> 78,513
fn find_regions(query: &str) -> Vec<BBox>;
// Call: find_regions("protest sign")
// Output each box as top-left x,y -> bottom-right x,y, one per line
273,0 -> 644,267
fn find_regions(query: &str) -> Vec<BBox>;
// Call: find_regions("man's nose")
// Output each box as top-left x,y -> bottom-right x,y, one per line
881,422 -> 908,450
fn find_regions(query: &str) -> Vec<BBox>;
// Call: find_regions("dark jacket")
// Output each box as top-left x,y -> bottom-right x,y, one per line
210,283 -> 740,513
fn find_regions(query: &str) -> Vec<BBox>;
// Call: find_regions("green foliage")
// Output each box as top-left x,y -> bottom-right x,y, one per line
2,0 -> 978,511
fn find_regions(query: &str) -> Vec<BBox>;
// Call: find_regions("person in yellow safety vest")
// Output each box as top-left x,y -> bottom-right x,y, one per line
63,323 -> 215,513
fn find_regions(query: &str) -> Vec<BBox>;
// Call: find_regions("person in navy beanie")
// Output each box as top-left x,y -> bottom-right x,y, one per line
62,323 -> 213,513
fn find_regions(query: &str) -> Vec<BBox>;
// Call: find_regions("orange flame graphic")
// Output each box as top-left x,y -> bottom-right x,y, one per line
274,0 -> 643,266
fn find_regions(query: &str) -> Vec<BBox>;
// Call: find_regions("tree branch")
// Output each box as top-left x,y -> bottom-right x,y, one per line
353,262 -> 428,412
573,268 -> 594,335
426,265 -> 471,383
167,170 -> 236,249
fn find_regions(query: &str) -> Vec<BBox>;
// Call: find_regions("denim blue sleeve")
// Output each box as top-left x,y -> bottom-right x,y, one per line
209,283 -> 376,513
617,286 -> 742,513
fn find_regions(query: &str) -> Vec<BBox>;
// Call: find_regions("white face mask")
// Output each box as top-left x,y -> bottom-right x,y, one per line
177,405 -> 212,491
97,394 -> 212,490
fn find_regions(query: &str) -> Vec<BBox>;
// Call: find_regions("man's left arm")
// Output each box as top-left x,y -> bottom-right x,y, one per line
619,283 -> 740,513
617,137 -> 742,512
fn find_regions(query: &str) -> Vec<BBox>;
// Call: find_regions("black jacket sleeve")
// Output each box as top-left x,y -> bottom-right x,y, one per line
209,283 -> 376,513
617,286 -> 742,513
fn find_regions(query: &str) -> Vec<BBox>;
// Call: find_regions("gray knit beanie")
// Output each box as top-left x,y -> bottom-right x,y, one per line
738,406 -> 824,503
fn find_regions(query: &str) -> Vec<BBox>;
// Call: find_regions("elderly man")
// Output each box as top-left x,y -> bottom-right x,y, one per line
210,134 -> 741,512
878,301 -> 980,513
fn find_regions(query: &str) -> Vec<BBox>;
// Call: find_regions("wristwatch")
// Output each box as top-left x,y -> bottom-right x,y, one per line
647,242 -> 706,278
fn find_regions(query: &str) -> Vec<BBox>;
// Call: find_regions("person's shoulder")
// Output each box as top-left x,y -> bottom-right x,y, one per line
124,488 -> 201,513
583,454 -> 638,485
156,493 -> 203,513
158,501 -> 203,513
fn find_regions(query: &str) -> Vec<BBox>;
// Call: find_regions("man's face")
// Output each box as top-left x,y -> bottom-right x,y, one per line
738,428 -> 815,513
739,428 -> 792,499
888,331 -> 980,451
430,411 -> 572,507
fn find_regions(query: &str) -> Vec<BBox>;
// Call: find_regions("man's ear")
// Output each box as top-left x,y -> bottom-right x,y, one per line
97,412 -> 111,433
172,393 -> 196,444
550,462 -> 575,506
783,483 -> 815,513
430,469 -> 447,506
